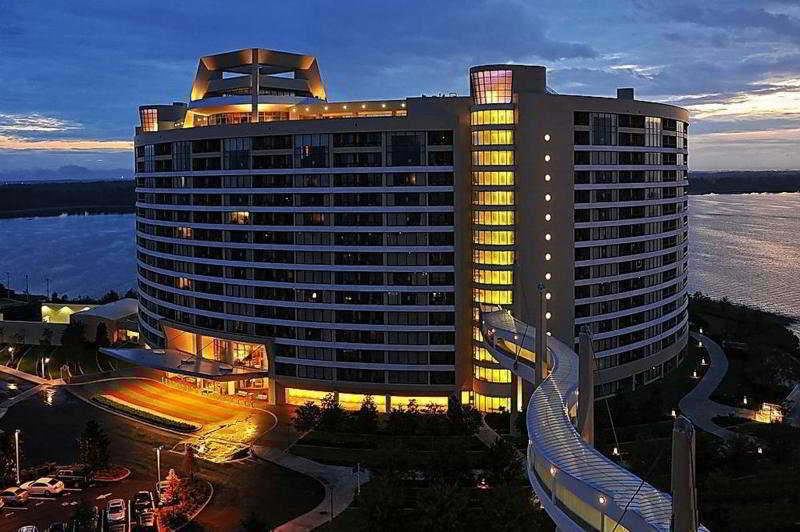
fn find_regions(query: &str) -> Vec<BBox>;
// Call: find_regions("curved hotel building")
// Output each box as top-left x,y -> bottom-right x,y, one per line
131,48 -> 689,410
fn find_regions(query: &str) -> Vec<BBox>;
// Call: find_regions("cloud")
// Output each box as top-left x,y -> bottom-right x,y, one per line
0,113 -> 82,133
0,135 -> 132,152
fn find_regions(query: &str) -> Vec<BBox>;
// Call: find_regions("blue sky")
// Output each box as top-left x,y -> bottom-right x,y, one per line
1,0 -> 799,171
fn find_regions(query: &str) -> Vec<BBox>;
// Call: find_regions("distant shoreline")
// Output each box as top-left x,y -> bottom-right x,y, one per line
1,173 -> 799,220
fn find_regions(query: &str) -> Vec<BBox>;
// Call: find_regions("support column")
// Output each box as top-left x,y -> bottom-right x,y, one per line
250,48 -> 260,123
578,326 -> 595,446
535,283 -> 547,386
671,416 -> 699,532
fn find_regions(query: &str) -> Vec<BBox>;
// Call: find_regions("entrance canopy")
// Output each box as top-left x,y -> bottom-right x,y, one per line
100,347 -> 269,381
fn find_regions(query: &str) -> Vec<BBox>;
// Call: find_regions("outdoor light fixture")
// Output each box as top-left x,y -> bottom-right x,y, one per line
598,495 -> 607,505
743,396 -> 748,406
757,447 -> 763,454
545,273 -> 551,280
702,358 -> 707,366
545,234 -> 551,241
550,466 -> 557,476
545,214 -> 551,221
545,312 -> 552,320
545,292 -> 552,300
612,447 -> 619,456
699,327 -> 703,334
671,409 -> 677,418
544,154 -> 551,162
544,134 -> 551,141
699,341 -> 703,347
692,371 -> 697,378
544,174 -> 551,181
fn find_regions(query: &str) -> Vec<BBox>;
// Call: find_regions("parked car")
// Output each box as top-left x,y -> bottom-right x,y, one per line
107,498 -> 126,523
17,527 -> 38,532
155,480 -> 170,505
1,486 -> 29,504
138,511 -> 156,527
19,478 -> 64,496
133,490 -> 155,514
108,525 -> 126,532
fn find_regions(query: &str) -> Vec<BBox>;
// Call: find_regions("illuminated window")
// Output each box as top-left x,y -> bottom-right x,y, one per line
473,288 -> 512,304
140,108 -> 158,132
471,130 -> 514,146
472,171 -> 514,186
472,210 -> 514,225
474,365 -> 512,383
176,277 -> 192,290
470,70 -> 512,104
227,211 -> 250,224
473,230 -> 514,245
473,346 -> 499,363
473,269 -> 513,285
472,150 -> 514,166
472,391 -> 511,413
472,190 -> 515,206
472,249 -> 514,265
470,109 -> 514,125
176,227 -> 193,239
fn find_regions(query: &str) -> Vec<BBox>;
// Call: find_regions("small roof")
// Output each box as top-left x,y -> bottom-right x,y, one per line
100,347 -> 269,381
73,298 -> 138,321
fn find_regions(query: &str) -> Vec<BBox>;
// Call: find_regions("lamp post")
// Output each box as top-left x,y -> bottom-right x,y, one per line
14,430 -> 20,485
41,357 -> 50,378
155,446 -> 163,483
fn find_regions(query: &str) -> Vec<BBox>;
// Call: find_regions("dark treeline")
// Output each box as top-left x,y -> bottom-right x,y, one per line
0,180 -> 135,218
689,170 -> 800,194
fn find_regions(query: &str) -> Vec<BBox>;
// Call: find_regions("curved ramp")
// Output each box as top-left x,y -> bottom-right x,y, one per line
480,307 -> 707,532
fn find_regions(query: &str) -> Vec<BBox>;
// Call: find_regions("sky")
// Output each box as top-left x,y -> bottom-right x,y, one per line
1,0 -> 799,172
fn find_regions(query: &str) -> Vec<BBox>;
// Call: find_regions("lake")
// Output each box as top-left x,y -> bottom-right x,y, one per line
0,194 -> 799,320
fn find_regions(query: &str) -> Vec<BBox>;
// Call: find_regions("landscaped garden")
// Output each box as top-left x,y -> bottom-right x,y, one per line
291,394 -> 552,531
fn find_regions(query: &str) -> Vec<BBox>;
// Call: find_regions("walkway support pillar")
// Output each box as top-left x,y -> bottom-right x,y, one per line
577,326 -> 595,446
535,283 -> 547,387
671,415 -> 699,532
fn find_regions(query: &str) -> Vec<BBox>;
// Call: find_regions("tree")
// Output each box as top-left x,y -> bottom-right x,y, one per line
358,475 -> 408,532
417,481 -> 470,531
354,395 -> 379,433
183,444 -> 196,483
483,437 -> 523,487
447,399 -> 481,436
0,431 -> 23,485
72,497 -> 97,531
238,510 -> 268,531
163,468 -> 182,506
77,419 -> 110,473
61,322 -> 85,348
475,485 -> 550,531
292,401 -> 321,433
318,392 -> 347,431
95,322 -> 110,347
99,290 -> 120,304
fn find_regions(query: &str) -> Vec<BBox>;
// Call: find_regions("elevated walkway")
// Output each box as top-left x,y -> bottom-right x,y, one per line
480,307 -> 708,532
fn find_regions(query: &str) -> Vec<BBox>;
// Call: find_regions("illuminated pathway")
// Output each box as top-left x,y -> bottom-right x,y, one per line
480,307 -> 708,532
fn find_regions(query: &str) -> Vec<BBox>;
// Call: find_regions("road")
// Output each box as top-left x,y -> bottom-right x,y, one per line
1,386 -> 324,531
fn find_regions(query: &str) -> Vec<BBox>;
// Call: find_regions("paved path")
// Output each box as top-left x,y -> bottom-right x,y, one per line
0,363 -> 55,385
0,382 -> 49,420
252,445 -> 369,531
680,333 -> 755,439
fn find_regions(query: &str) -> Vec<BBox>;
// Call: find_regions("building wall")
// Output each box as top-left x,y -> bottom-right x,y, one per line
134,97 -> 471,402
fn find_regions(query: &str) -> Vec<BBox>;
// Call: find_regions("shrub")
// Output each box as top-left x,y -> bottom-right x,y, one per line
354,395 -> 379,433
94,395 -> 199,432
318,393 -> 348,431
292,401 -> 321,433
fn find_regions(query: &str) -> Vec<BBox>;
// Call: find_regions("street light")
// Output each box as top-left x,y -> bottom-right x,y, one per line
41,357 -> 50,378
14,430 -> 20,485
155,446 -> 163,483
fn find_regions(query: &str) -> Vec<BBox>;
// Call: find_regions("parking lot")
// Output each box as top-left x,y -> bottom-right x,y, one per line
1,474 -> 156,531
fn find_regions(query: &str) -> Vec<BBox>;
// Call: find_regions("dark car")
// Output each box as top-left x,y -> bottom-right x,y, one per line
133,490 -> 155,515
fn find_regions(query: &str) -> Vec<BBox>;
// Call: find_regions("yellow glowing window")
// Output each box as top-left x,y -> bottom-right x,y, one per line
286,388 -> 329,406
470,109 -> 514,125
338,393 -> 387,412
473,346 -> 499,363
473,288 -> 512,304
472,391 -> 511,412
471,70 -> 512,104
472,190 -> 514,206
473,230 -> 514,245
472,249 -> 514,265
473,269 -> 513,285
474,365 -> 512,383
471,129 -> 514,146
228,211 -> 250,224
472,150 -> 514,166
473,326 -> 484,341
472,171 -> 514,186
473,210 -> 514,226
176,227 -> 193,238
176,277 -> 192,289
390,396 -> 449,409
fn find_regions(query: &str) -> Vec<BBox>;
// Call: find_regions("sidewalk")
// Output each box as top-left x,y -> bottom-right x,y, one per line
680,333 -> 756,439
0,382 -> 49,419
0,363 -> 61,385
251,445 -> 369,531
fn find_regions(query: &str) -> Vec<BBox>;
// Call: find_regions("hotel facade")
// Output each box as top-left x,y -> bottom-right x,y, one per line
132,49 -> 689,411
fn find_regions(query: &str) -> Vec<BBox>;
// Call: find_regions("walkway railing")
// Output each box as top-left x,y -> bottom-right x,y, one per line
479,307 -> 708,532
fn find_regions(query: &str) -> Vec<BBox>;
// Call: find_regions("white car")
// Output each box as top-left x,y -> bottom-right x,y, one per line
19,478 -> 64,496
107,498 -> 126,523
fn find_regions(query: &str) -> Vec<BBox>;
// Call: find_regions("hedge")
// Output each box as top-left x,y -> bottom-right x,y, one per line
94,395 -> 200,433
